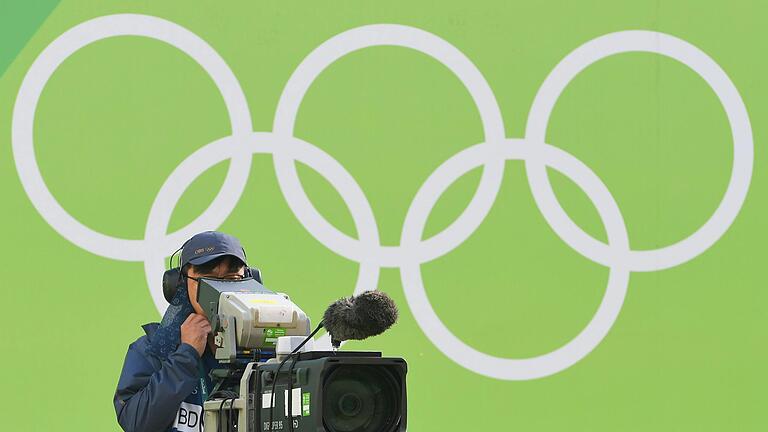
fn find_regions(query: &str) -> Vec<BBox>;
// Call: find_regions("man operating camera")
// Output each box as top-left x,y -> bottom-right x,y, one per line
113,231 -> 249,432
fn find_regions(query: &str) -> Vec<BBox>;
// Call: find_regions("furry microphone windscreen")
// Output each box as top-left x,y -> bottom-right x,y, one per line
322,290 -> 399,344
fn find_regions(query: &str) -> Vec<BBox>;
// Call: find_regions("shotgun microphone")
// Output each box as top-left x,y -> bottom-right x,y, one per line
322,290 -> 399,348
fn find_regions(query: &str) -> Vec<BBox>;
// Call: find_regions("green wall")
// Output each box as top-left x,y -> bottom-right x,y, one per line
1,1 -> 765,430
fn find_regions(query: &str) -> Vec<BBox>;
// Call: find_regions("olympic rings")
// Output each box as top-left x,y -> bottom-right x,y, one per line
12,14 -> 752,379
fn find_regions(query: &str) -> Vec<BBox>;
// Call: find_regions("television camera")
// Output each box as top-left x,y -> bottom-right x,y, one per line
173,276 -> 407,432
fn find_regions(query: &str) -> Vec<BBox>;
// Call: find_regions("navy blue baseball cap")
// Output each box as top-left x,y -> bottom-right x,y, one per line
180,231 -> 247,267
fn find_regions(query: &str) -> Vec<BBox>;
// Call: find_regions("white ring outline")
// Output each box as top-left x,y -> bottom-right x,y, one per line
143,132 -> 378,349
525,31 -> 753,271
273,24 -> 506,267
12,14 -> 253,261
400,139 -> 629,380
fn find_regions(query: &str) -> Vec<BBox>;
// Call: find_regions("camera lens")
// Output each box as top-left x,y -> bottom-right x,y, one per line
323,365 -> 400,432
339,393 -> 363,416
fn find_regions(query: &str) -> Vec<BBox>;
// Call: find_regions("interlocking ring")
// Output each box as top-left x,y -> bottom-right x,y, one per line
12,14 -> 752,380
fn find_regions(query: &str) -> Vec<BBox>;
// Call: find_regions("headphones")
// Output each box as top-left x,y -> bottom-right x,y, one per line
161,240 -> 263,304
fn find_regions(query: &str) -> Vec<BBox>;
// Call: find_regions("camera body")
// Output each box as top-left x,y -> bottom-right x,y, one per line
203,351 -> 407,432
195,278 -> 408,432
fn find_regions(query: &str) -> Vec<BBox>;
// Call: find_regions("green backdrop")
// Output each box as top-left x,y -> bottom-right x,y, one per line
1,1 -> 765,430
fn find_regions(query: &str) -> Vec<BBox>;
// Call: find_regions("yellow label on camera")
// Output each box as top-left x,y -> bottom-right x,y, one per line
249,299 -> 278,304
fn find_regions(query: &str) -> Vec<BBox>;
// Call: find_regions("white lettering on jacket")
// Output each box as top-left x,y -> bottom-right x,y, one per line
173,401 -> 203,432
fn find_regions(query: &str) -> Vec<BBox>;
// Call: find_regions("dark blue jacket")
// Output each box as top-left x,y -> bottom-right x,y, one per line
114,323 -> 219,432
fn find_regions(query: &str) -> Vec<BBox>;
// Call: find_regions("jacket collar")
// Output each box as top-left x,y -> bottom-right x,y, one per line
141,322 -> 160,339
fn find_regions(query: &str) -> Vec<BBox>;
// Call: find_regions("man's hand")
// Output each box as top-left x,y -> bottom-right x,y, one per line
180,313 -> 211,357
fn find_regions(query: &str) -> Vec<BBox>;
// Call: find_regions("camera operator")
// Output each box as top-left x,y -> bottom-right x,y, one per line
113,231 -> 249,432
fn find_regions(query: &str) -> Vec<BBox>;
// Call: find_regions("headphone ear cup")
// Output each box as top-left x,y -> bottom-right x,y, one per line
163,267 -> 181,303
248,267 -> 262,283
